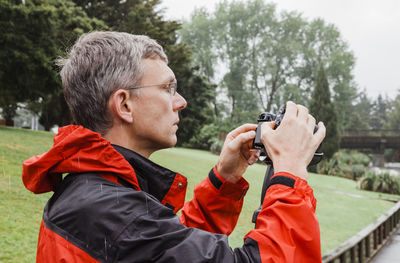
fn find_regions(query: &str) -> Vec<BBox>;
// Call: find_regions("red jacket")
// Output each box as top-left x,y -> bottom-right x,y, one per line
22,125 -> 321,262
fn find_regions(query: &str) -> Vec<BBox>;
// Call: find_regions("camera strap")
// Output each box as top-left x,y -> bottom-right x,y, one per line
252,165 -> 274,224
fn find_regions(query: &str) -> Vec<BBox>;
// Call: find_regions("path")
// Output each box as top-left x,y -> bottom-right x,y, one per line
371,227 -> 400,262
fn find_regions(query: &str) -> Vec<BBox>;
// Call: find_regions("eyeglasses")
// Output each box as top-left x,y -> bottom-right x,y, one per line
127,81 -> 178,96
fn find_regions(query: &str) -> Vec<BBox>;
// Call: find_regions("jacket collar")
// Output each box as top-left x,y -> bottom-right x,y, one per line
112,145 -> 187,212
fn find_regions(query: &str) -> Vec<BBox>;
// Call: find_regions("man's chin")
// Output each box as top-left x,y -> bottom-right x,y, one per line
157,136 -> 177,150
169,136 -> 178,148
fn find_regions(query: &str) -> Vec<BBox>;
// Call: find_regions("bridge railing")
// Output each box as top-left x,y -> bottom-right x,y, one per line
322,201 -> 400,263
342,130 -> 400,137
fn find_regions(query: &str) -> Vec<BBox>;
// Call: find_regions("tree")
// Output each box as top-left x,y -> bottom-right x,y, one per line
309,66 -> 339,159
180,0 -> 357,130
384,90 -> 400,130
347,89 -> 372,130
0,0 -> 105,129
300,19 -> 357,131
370,94 -> 389,130
180,8 -> 222,118
0,0 -> 56,125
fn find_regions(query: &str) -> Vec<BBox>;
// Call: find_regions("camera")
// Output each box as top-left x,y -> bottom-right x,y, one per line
251,106 -> 324,224
252,106 -> 323,166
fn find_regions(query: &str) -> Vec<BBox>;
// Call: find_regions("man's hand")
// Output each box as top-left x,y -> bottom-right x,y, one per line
261,101 -> 326,179
216,124 -> 260,183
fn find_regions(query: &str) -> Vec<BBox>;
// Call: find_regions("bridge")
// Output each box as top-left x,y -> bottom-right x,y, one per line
340,130 -> 400,151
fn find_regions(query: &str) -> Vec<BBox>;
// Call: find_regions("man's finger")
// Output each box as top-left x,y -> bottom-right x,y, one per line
247,150 -> 260,165
297,104 -> 309,121
282,101 -> 297,123
260,121 -> 275,146
308,114 -> 316,132
313,122 -> 326,146
227,123 -> 257,140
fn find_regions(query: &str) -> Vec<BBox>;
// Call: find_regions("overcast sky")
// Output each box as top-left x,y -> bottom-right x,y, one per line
160,0 -> 400,99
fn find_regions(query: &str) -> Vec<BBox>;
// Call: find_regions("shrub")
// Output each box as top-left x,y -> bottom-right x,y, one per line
372,173 -> 400,194
333,150 -> 371,166
185,124 -> 219,150
352,164 -> 366,180
210,139 -> 224,155
340,164 -> 353,179
184,119 -> 238,150
358,171 -> 400,195
317,150 -> 369,180
335,151 -> 352,165
349,151 -> 371,166
358,171 -> 376,191
318,158 -> 339,175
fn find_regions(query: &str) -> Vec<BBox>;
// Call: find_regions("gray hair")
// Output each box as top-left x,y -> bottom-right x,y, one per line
56,31 -> 168,135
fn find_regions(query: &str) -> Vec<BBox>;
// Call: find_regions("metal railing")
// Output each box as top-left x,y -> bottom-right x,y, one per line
322,201 -> 400,263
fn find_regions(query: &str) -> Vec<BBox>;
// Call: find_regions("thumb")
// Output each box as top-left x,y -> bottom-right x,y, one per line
229,130 -> 256,152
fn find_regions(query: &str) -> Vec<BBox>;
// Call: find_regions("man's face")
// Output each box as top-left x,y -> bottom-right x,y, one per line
129,58 -> 187,154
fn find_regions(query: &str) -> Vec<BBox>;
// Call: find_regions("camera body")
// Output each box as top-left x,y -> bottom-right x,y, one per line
252,107 -> 323,166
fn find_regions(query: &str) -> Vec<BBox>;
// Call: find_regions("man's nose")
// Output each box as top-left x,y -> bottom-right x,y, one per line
174,92 -> 187,111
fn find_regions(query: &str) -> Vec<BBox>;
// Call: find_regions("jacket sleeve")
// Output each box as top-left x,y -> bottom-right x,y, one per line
179,166 -> 249,235
244,172 -> 321,262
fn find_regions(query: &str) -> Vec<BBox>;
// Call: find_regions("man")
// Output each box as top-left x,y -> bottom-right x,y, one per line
22,31 -> 325,262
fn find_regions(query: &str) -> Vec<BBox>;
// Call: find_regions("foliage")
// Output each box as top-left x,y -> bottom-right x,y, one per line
176,71 -> 214,146
369,94 -> 389,130
349,164 -> 367,180
345,89 -> 400,133
317,150 -> 371,180
0,0 -> 54,123
372,173 -> 400,194
0,0 -> 106,129
358,171 -> 400,195
309,65 -> 339,159
185,123 -> 219,150
358,171 -> 375,191
180,0 -> 357,129
384,149 -> 400,162
384,91 -> 400,130
347,89 -> 372,131
346,89 -> 400,132
2,0 -> 213,141
184,117 -> 241,152
210,139 -> 224,155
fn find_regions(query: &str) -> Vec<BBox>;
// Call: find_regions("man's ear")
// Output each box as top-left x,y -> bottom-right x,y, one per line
110,89 -> 134,124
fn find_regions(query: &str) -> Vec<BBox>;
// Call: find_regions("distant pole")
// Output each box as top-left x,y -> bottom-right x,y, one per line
22,0 -> 25,5
31,116 -> 35,130
31,115 -> 38,130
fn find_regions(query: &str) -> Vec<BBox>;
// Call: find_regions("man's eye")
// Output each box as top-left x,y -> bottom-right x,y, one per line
162,82 -> 176,96
162,84 -> 171,94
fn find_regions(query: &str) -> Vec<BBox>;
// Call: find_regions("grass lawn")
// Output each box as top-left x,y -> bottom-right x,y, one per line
1,126 -> 399,262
